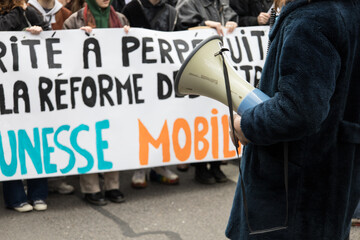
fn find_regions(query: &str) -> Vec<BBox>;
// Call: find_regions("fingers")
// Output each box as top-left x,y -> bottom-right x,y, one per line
228,114 -> 250,146
229,129 -> 240,146
123,25 -> 130,34
215,25 -> 224,36
25,26 -> 42,35
205,20 -> 224,36
228,115 -> 239,146
257,12 -> 270,25
80,26 -> 93,33
225,22 -> 237,33
80,25 -> 130,35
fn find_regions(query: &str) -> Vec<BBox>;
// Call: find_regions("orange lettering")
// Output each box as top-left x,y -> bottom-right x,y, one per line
211,109 -> 219,159
194,117 -> 209,160
172,118 -> 192,161
138,119 -> 170,165
222,115 -> 238,158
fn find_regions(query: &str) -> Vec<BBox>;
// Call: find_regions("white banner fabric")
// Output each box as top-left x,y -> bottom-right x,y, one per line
0,26 -> 269,181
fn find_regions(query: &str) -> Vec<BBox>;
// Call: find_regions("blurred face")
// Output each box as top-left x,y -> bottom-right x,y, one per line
95,0 -> 110,8
58,0 -> 71,6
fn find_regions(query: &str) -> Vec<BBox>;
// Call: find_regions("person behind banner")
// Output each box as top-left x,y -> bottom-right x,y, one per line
63,0 -> 130,206
26,0 -> 75,196
175,0 -> 238,36
227,0 -> 360,239
0,0 -> 48,31
175,0 -> 238,184
28,0 -> 72,30
111,0 -> 128,12
61,0 -> 85,12
0,0 -> 48,213
229,0 -> 273,27
122,0 -> 179,189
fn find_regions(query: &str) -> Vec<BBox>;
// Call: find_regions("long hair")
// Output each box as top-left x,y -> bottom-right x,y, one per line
0,0 -> 26,14
274,0 -> 291,11
69,0 -> 86,13
274,0 -> 312,11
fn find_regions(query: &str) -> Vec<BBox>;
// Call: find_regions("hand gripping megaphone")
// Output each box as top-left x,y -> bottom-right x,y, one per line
175,36 -> 289,235
175,36 -> 291,235
175,35 -> 270,116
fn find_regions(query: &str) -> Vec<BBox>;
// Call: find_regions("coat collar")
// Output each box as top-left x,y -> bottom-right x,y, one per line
269,0 -> 309,41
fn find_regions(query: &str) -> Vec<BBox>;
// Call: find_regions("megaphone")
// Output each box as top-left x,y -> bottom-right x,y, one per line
175,35 -> 270,115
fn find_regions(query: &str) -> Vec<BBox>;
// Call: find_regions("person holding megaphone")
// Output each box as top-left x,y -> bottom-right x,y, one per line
175,0 -> 360,238
175,0 -> 239,184
223,0 -> 360,239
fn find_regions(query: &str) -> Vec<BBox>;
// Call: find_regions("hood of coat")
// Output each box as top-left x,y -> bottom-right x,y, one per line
28,0 -> 63,24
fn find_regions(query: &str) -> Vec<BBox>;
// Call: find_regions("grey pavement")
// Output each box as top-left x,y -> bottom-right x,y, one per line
0,162 -> 359,240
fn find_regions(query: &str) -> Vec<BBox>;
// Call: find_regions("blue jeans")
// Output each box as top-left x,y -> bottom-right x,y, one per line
2,178 -> 48,208
354,200 -> 360,219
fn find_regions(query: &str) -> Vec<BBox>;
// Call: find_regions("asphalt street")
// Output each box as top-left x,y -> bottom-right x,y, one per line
0,162 -> 359,240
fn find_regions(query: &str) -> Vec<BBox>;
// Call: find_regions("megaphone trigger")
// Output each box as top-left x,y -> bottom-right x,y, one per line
214,48 -> 230,57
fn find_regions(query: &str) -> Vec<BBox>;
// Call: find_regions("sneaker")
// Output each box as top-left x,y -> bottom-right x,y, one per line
13,202 -> 33,213
32,200 -> 47,211
132,170 -> 147,189
352,218 -> 360,226
150,167 -> 179,185
195,165 -> 216,184
48,181 -> 75,195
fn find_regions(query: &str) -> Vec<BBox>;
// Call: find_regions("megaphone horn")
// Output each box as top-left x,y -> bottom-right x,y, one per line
175,35 -> 270,115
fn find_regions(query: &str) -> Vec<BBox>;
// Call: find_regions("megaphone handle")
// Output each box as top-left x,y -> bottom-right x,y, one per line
218,50 -> 254,233
219,50 -> 289,235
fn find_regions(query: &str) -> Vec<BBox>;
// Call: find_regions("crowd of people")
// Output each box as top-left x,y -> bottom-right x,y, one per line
0,0 -> 249,212
1,0 -> 359,239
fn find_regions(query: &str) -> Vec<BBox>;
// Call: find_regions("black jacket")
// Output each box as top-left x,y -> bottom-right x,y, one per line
0,6 -> 48,31
122,0 -> 177,31
175,0 -> 238,30
230,0 -> 273,26
111,0 -> 126,12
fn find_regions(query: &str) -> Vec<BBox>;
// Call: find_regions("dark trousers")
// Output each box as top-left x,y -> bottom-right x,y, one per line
3,178 -> 48,208
195,161 -> 221,169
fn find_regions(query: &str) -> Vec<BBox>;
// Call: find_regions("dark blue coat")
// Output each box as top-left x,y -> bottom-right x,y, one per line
226,0 -> 360,239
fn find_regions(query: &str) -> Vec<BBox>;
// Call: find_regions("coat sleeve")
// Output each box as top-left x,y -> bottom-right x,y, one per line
0,7 -> 25,31
25,6 -> 51,30
241,18 -> 341,145
116,12 -> 130,26
230,0 -> 258,26
175,0 -> 206,30
63,11 -> 83,29
224,4 -> 239,24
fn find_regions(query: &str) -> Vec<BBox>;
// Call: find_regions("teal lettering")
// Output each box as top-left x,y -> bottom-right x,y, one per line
42,127 -> 56,174
0,131 -> 17,177
70,124 -> 94,174
18,128 -> 42,174
96,120 -> 111,170
54,125 -> 75,174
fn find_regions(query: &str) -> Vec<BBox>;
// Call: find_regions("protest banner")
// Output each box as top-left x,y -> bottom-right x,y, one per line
0,26 -> 269,181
